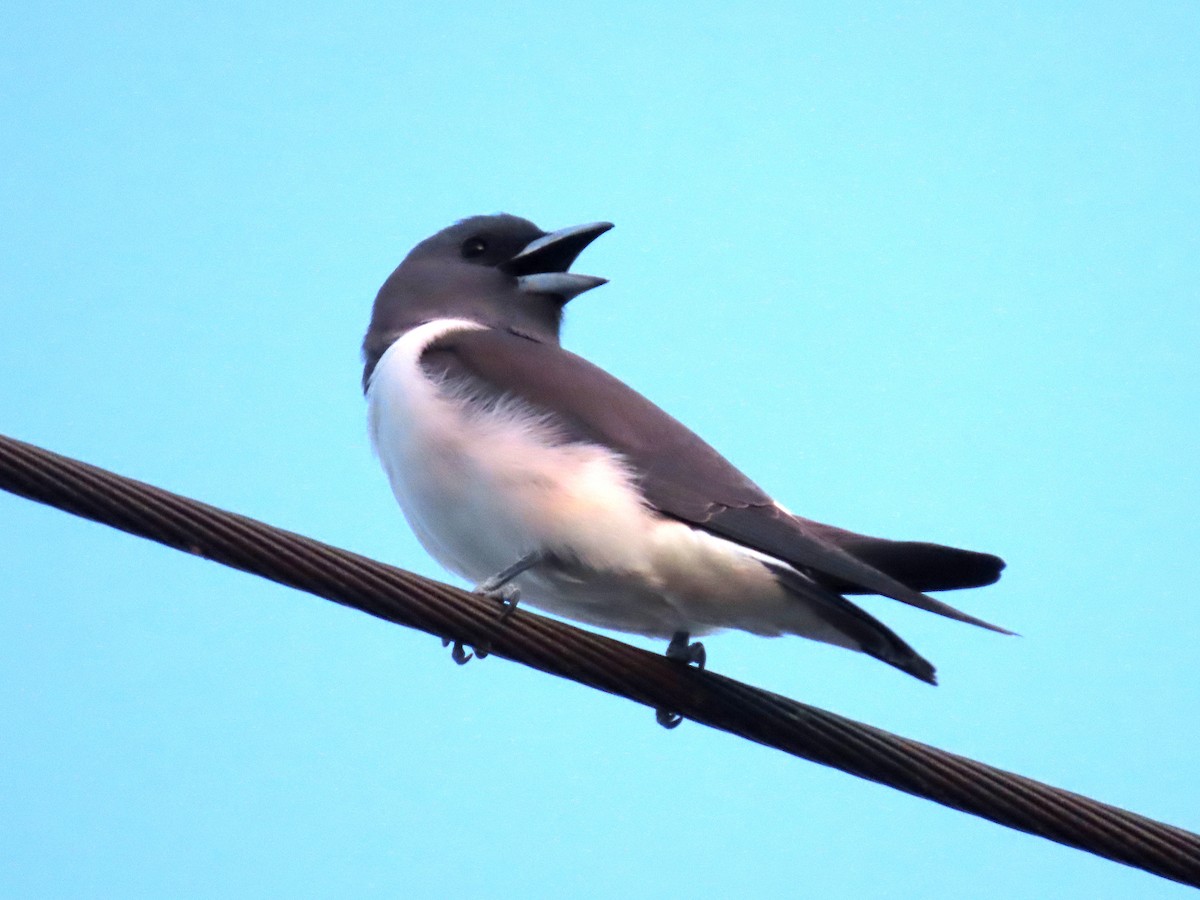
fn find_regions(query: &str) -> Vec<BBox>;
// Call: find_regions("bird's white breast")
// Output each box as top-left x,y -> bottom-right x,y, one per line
366,319 -> 656,582
366,318 -> 796,639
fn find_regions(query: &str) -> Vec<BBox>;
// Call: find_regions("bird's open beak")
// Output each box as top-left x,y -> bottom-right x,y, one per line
504,221 -> 613,301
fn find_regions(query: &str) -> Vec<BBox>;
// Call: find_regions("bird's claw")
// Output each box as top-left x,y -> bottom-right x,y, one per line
475,582 -> 521,619
656,708 -> 684,729
666,631 -> 706,669
656,631 -> 706,729
441,637 -> 478,665
474,551 -> 540,619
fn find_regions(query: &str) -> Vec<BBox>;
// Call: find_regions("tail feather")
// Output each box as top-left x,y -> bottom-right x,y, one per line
702,506 -> 1010,634
800,521 -> 1006,594
767,562 -> 938,685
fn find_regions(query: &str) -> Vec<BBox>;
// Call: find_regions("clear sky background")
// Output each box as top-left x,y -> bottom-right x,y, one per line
2,3 -> 1198,898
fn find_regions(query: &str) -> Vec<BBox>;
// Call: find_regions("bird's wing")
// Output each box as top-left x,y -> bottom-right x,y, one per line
421,327 -> 1008,633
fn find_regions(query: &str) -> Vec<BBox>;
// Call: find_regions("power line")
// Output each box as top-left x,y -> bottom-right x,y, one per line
1,431 -> 1197,888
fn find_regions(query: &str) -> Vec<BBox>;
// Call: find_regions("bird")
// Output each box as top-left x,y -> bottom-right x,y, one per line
362,214 -> 1008,687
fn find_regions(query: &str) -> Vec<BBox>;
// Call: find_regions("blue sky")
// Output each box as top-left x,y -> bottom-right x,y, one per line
2,3 -> 1198,897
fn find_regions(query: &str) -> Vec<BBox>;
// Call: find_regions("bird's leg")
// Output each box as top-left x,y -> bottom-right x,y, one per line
444,553 -> 543,664
665,630 -> 707,669
656,631 -> 707,729
474,550 -> 544,619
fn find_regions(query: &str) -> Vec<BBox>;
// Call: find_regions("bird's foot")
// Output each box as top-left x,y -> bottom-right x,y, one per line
665,631 -> 706,669
656,631 -> 706,728
441,636 -> 488,664
474,551 -> 543,620
474,581 -> 521,619
656,709 -> 684,729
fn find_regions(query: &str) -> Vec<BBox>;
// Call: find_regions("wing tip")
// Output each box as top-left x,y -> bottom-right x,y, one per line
898,584 -> 1016,636
959,610 -> 1018,636
910,659 -> 938,685
877,648 -> 938,685
974,552 -> 1007,588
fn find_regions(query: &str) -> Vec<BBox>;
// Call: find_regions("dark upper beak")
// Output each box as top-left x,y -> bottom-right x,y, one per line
503,221 -> 613,301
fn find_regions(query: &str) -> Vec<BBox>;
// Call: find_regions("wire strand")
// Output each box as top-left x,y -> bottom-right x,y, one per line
1,431 -> 1197,887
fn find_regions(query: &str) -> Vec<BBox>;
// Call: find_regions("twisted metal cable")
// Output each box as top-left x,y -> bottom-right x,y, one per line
1,431 -> 1197,888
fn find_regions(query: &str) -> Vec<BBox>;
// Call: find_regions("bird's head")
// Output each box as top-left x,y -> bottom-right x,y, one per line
363,214 -> 612,386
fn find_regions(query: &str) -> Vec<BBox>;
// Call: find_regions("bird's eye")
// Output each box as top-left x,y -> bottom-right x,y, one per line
461,237 -> 487,259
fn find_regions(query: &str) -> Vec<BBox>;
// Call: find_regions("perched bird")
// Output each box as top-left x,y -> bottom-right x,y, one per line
363,214 -> 1007,685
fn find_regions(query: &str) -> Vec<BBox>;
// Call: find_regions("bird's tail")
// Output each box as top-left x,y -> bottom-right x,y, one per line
766,562 -> 937,685
800,521 -> 1006,595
